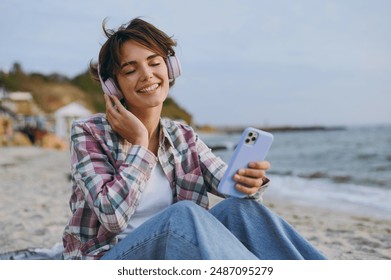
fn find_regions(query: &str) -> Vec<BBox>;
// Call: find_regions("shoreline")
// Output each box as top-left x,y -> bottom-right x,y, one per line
196,125 -> 346,134
0,147 -> 390,259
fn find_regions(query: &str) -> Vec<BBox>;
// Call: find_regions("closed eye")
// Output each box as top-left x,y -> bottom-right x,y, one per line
149,58 -> 162,67
124,69 -> 136,75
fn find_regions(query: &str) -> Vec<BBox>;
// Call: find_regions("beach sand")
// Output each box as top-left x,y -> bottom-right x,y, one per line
0,146 -> 390,259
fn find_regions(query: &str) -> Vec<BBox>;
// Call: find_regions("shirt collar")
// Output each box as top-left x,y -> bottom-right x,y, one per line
159,118 -> 176,149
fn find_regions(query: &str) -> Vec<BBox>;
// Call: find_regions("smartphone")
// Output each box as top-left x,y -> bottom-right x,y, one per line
217,127 -> 274,198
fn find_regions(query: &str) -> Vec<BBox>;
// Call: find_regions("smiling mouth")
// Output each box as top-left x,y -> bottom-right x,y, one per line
138,83 -> 160,93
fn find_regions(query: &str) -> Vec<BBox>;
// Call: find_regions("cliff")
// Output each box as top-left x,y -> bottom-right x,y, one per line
0,63 -> 192,124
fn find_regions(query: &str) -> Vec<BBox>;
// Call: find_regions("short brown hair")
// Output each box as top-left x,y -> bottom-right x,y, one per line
90,18 -> 178,87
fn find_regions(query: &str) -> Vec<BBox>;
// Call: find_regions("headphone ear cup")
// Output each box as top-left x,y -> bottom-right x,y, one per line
166,55 -> 182,80
97,65 -> 123,99
101,78 -> 123,99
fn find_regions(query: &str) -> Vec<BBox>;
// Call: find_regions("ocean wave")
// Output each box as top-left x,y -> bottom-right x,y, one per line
267,174 -> 391,220
372,165 -> 391,172
268,170 -> 389,188
206,126 -> 391,191
357,153 -> 378,160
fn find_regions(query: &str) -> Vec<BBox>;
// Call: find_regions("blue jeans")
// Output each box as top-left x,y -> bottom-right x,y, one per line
101,198 -> 326,260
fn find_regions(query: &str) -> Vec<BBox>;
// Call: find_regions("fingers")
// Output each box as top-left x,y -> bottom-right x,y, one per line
248,161 -> 271,170
233,161 -> 270,195
237,168 -> 265,179
235,184 -> 260,195
104,95 -> 123,130
110,95 -> 126,112
104,94 -> 114,115
105,95 -> 122,115
104,94 -> 113,108
105,95 -> 128,127
103,94 -> 148,146
233,173 -> 264,194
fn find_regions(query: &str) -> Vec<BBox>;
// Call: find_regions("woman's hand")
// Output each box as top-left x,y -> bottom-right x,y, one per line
233,161 -> 271,195
104,94 -> 148,147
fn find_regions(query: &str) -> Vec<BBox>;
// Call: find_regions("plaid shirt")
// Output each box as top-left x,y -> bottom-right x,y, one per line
62,114 -> 267,260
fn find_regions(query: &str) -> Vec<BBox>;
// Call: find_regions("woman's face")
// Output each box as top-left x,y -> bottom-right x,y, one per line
116,40 -> 170,111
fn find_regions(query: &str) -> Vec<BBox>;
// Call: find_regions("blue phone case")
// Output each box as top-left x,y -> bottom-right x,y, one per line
217,127 -> 274,198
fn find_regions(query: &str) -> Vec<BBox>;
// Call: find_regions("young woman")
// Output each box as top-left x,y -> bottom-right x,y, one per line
61,18 -> 326,260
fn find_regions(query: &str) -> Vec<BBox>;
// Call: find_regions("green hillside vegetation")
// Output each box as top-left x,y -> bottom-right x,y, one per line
0,63 -> 192,124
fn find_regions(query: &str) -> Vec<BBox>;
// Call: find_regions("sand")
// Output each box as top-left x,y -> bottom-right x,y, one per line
0,146 -> 390,259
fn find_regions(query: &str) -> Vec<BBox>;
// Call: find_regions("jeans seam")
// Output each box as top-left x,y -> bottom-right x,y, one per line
169,229 -> 199,247
118,231 -> 169,260
117,229 -> 199,260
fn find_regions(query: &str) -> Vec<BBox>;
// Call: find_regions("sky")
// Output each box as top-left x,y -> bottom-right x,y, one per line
1,0 -> 390,127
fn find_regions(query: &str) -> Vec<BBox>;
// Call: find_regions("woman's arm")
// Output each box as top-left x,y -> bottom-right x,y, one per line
70,120 -> 156,233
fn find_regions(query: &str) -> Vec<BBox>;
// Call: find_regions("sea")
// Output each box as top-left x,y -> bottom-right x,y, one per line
198,124 -> 391,220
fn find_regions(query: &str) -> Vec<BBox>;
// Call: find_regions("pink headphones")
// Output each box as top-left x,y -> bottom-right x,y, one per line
98,55 -> 182,99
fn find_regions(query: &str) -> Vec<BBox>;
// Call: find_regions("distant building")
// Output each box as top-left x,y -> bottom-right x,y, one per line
0,105 -> 16,145
0,91 -> 43,129
54,102 -> 92,140
0,86 -> 8,100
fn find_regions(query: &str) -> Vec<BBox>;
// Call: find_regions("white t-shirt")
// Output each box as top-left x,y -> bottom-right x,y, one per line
117,161 -> 173,240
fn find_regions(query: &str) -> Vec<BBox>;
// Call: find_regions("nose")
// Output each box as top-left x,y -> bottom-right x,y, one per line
140,65 -> 153,81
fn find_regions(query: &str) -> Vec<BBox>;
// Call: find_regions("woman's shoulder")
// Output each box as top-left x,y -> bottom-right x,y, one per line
71,113 -> 113,136
72,113 -> 107,126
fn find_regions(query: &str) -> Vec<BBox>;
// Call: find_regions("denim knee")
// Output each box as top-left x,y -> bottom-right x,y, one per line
161,200 -> 208,229
210,197 -> 265,219
168,200 -> 205,216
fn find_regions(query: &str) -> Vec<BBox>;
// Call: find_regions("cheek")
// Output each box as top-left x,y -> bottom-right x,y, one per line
162,75 -> 170,93
159,67 -> 170,88
117,76 -> 136,92
160,65 -> 170,81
